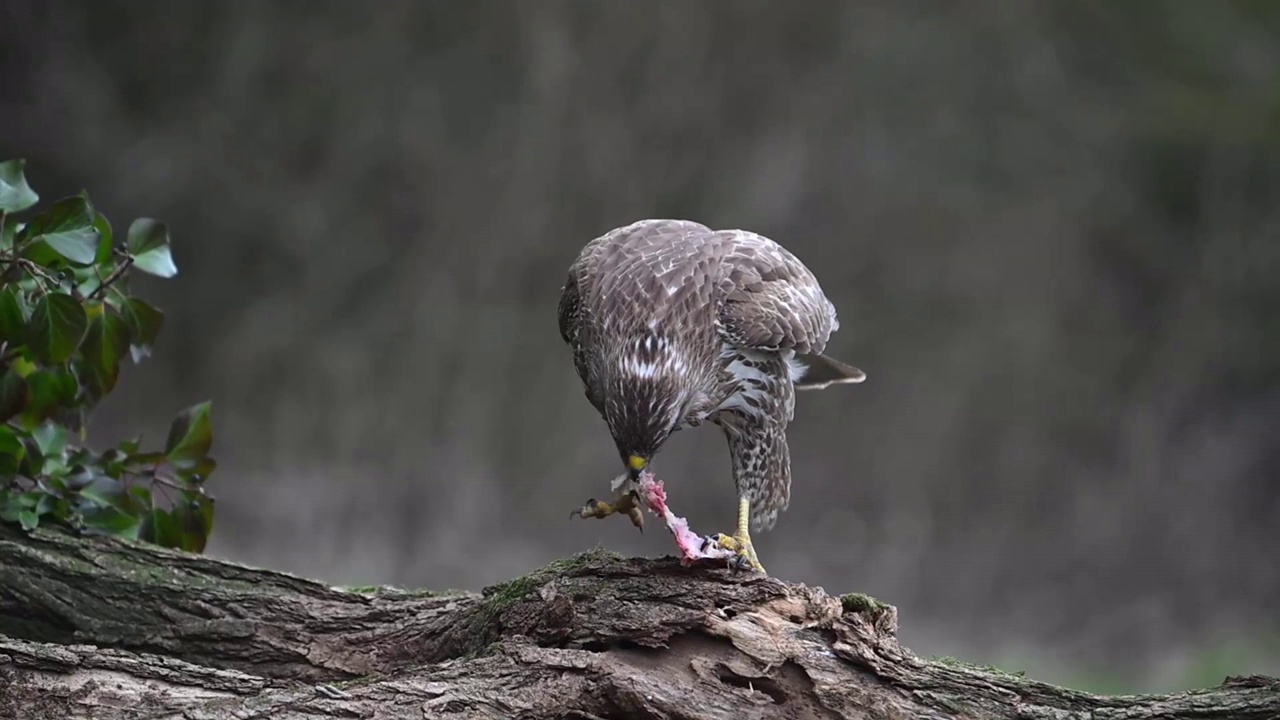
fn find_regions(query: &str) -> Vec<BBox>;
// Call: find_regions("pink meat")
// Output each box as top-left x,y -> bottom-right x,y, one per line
636,472 -> 734,566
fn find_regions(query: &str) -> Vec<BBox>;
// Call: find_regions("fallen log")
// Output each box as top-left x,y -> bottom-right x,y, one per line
0,525 -> 1276,719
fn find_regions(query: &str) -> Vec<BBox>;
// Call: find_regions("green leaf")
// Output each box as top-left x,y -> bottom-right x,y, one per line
126,451 -> 166,468
0,425 -> 22,455
175,456 -> 217,484
26,292 -> 88,364
0,159 -> 39,212
174,493 -> 214,553
31,422 -> 67,458
20,369 -> 77,427
1,217 -> 17,252
35,491 -> 58,516
165,401 -> 212,467
79,311 -> 129,397
82,505 -> 141,540
89,201 -> 114,265
18,238 -> 69,272
0,370 -> 29,423
17,508 -> 38,531
9,355 -> 36,379
0,288 -> 26,343
61,468 -> 93,493
126,219 -> 178,278
0,425 -> 24,477
15,491 -> 41,509
79,476 -> 139,515
73,266 -> 102,299
119,298 -> 164,363
127,485 -> 151,508
21,196 -> 100,266
16,434 -> 42,477
140,506 -> 182,547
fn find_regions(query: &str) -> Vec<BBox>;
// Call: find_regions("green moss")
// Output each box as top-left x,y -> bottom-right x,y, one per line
931,655 -> 1027,679
341,585 -> 380,594
467,546 -> 624,644
335,672 -> 385,690
461,640 -> 501,661
481,546 -> 620,609
338,584 -> 453,598
839,592 -> 888,614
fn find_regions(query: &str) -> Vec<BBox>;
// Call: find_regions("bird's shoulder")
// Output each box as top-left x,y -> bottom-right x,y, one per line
561,219 -> 721,326
558,220 -> 839,355
712,229 -> 839,355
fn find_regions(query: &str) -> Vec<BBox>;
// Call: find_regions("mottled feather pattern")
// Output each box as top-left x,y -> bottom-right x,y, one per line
558,219 -> 850,533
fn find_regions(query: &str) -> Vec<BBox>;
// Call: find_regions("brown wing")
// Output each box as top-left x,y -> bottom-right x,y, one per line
714,229 -> 839,356
558,219 -> 716,345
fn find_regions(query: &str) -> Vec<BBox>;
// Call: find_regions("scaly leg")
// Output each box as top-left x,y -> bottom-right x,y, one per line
708,494 -> 765,573
570,473 -> 644,532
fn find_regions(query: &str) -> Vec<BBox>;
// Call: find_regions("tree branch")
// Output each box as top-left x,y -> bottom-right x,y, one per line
0,525 -> 1276,719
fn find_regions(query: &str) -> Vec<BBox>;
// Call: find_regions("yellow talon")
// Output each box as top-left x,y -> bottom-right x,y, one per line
712,495 -> 765,573
570,491 -> 644,532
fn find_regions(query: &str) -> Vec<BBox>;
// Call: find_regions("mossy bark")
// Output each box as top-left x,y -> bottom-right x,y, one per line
0,525 -> 1276,719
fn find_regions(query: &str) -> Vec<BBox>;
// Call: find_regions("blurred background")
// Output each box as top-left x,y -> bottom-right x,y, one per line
2,0 -> 1277,693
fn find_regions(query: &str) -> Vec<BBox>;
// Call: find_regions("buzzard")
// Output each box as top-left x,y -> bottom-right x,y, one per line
558,219 -> 865,572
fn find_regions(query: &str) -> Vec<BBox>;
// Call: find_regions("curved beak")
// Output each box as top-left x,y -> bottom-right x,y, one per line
626,454 -> 648,480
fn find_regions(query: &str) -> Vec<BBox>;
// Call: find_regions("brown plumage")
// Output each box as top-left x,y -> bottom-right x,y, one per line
558,219 -> 864,563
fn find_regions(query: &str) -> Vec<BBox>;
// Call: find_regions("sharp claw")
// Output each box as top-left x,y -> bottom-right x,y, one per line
626,501 -> 644,533
571,498 -> 601,520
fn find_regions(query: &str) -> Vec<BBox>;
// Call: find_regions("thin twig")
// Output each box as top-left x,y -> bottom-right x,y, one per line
10,257 -> 62,293
90,255 -> 134,301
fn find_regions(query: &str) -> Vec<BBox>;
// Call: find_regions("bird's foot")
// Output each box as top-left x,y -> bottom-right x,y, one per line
570,489 -> 644,533
706,532 -> 766,573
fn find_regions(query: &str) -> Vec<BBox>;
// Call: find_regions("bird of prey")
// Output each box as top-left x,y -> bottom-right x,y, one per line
558,219 -> 865,573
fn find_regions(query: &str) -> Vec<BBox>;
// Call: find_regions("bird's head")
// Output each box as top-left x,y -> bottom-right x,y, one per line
602,363 -> 690,480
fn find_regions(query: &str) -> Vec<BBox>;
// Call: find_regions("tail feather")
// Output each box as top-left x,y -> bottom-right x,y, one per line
793,352 -> 866,390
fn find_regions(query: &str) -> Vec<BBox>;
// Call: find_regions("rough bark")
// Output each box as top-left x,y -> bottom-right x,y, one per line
0,525 -> 1276,719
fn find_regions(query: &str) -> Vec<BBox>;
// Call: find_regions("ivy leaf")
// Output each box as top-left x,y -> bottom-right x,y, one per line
79,476 -> 139,515
21,196 -> 100,266
21,368 -> 78,427
9,355 -> 36,379
127,485 -> 151,508
119,298 -> 164,363
17,509 -> 38,531
175,456 -> 217,484
82,505 -> 142,540
0,425 -> 24,477
90,203 -> 114,265
0,159 -> 39,212
74,266 -> 102,299
31,422 -> 67,458
1,217 -> 16,252
0,288 -> 26,344
174,493 -> 215,553
0,370 -> 29,423
79,311 -> 130,397
126,219 -> 178,278
26,293 -> 88,365
16,433 -> 43,477
35,492 -> 63,518
165,401 -> 212,468
140,506 -> 182,547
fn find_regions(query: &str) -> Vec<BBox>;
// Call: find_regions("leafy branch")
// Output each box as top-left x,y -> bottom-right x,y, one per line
0,158 -> 216,551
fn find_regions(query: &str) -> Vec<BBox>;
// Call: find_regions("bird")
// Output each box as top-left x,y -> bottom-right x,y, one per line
558,219 -> 865,573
